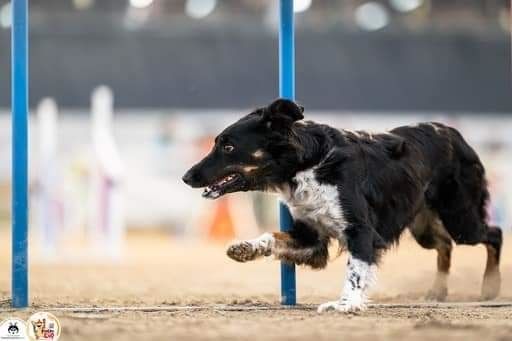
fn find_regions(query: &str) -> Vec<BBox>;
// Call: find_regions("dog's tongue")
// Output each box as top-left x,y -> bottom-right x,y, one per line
202,186 -> 221,199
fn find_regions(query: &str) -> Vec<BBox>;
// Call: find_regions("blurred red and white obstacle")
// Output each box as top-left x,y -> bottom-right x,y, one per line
33,86 -> 126,262
88,86 -> 126,261
34,98 -> 63,260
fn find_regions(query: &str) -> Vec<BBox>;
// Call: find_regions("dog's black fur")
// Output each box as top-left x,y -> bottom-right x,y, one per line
183,98 -> 502,303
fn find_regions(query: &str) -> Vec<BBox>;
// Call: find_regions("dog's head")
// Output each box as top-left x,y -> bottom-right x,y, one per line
182,98 -> 305,199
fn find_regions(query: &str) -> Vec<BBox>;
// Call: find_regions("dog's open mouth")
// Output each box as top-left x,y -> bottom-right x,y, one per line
202,173 -> 245,199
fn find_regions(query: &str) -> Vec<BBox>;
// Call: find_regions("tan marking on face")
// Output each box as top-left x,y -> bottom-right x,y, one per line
252,149 -> 265,159
242,165 -> 259,173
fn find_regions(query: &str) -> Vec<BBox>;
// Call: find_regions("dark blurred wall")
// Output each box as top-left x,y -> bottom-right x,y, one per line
0,26 -> 510,112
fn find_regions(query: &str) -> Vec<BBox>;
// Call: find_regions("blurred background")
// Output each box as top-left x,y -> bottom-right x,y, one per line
0,0 -> 510,263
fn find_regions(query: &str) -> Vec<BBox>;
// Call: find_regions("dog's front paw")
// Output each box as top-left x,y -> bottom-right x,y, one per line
227,242 -> 258,262
227,234 -> 273,262
317,299 -> 367,313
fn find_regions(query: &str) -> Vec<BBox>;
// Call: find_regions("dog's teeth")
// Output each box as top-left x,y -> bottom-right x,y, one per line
202,174 -> 239,199
204,191 -> 220,199
202,185 -> 221,199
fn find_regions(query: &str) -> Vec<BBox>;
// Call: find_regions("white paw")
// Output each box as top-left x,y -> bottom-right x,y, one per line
226,241 -> 258,262
317,298 -> 367,313
226,234 -> 273,262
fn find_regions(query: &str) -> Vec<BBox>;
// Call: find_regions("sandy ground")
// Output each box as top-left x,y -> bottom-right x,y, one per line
0,229 -> 511,340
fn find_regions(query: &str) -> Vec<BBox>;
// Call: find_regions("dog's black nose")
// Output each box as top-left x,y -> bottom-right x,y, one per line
182,170 -> 200,186
182,172 -> 194,185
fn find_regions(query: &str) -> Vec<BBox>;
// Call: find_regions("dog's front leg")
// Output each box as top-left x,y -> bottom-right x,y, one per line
226,230 -> 314,263
227,220 -> 329,268
226,233 -> 275,262
318,225 -> 379,313
317,255 -> 376,313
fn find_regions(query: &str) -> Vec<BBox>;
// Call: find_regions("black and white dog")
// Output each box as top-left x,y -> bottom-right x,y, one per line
182,99 -> 502,312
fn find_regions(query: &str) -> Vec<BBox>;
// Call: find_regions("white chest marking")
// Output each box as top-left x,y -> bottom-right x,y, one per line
279,169 -> 346,240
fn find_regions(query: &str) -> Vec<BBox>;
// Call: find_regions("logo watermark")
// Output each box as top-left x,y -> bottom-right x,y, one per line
26,313 -> 61,341
0,318 -> 28,340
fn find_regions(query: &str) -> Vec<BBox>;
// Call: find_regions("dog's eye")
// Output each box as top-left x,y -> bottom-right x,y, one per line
223,144 -> 235,153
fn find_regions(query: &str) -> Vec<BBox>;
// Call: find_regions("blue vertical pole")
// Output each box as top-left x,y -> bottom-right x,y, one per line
11,0 -> 29,308
279,0 -> 296,306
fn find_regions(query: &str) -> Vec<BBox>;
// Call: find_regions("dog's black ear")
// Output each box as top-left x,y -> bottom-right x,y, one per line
263,98 -> 304,128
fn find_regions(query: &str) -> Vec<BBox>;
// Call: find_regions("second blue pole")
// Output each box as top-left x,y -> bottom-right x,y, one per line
279,0 -> 296,306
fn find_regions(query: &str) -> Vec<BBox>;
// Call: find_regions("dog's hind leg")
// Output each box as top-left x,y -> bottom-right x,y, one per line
425,144 -> 502,299
227,220 -> 330,269
409,207 -> 452,301
427,171 -> 502,299
481,225 -> 502,300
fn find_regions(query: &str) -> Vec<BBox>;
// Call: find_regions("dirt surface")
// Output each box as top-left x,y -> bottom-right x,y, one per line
0,229 -> 510,340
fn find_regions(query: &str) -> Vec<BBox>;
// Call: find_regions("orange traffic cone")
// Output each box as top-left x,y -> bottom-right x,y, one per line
207,197 -> 236,241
